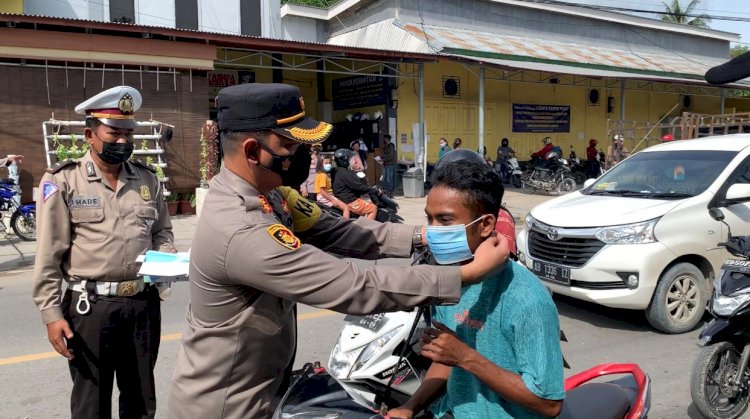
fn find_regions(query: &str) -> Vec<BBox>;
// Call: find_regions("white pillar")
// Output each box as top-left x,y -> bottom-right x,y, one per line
479,66 -> 485,156
419,63 -> 426,182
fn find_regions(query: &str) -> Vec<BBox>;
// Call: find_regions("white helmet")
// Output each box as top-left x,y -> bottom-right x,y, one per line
345,114 -> 353,122
361,113 -> 370,121
373,110 -> 383,120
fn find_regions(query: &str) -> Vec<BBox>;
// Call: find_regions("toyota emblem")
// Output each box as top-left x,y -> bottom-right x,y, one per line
547,228 -> 561,241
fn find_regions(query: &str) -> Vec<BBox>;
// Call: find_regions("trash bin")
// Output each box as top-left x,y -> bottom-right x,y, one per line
402,167 -> 424,198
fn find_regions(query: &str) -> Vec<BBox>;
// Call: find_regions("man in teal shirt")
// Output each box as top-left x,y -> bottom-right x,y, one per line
389,156 -> 564,418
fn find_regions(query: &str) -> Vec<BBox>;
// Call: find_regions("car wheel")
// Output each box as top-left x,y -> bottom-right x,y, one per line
646,262 -> 707,334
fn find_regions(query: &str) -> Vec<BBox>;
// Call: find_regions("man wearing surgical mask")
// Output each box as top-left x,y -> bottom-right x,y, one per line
389,159 -> 564,419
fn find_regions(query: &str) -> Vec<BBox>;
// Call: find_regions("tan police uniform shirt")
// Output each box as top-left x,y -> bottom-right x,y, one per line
168,168 -> 462,419
32,152 -> 175,324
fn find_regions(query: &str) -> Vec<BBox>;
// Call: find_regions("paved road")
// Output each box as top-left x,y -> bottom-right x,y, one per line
0,190 -> 737,418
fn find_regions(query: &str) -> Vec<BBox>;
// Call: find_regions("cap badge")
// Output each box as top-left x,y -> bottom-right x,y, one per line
118,93 -> 135,114
140,185 -> 151,201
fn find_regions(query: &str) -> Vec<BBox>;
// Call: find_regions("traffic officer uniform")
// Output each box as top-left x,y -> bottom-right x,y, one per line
168,83 -> 464,418
32,86 -> 175,419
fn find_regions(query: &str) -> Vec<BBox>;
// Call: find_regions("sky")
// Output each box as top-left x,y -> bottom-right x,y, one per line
553,0 -> 750,44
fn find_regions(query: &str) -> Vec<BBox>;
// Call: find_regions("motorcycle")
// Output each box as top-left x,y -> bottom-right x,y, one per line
276,250 -> 652,419
567,152 -> 588,185
324,186 -> 403,224
0,179 -> 35,241
521,151 -> 577,195
690,207 -> 750,419
493,156 -> 523,188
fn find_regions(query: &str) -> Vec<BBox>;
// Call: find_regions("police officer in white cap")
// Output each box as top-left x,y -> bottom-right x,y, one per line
32,85 -> 175,418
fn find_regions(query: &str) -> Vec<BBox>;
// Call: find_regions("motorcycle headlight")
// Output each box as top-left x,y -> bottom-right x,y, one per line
713,292 -> 750,316
352,326 -> 402,373
594,219 -> 658,244
328,343 -> 364,379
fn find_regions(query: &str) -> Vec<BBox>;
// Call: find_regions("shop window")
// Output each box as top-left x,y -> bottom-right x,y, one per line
176,0 -> 198,30
110,0 -> 135,23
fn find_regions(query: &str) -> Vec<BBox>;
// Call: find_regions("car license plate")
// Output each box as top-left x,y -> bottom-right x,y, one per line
344,313 -> 386,332
532,260 -> 571,286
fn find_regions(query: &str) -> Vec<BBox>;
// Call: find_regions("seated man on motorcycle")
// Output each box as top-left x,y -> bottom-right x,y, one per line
530,137 -> 554,167
332,148 -> 378,220
388,159 -> 564,419
495,138 -> 515,179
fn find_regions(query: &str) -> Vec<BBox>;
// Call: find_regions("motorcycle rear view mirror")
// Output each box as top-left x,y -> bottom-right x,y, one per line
708,207 -> 725,222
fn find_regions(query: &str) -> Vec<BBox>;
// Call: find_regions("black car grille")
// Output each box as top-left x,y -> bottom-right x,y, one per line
528,230 -> 605,268
570,280 -> 627,290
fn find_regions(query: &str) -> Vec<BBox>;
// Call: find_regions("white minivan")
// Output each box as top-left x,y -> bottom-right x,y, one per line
516,135 -> 750,334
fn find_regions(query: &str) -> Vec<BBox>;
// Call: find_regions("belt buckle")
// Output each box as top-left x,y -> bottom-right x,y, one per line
116,280 -> 140,297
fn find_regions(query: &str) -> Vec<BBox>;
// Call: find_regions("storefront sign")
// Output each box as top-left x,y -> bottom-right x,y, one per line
208,70 -> 255,109
512,104 -> 570,133
333,75 -> 387,110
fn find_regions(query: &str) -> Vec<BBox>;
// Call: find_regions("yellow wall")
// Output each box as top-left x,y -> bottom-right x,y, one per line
0,0 -> 23,14
396,60 -> 737,164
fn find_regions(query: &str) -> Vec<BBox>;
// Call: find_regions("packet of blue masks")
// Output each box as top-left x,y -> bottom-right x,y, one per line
136,250 -> 190,283
425,216 -> 486,265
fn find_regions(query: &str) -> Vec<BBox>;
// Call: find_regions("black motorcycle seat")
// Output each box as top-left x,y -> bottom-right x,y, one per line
557,382 -> 631,419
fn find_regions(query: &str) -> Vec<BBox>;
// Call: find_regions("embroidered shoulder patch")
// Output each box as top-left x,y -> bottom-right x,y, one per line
267,224 -> 301,250
42,181 -> 60,202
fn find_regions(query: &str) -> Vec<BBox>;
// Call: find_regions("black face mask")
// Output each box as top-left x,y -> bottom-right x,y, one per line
98,141 -> 134,165
256,142 -> 312,187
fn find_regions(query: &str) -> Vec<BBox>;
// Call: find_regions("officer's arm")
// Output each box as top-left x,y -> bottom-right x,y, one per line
151,181 -> 176,252
223,224 -> 461,313
32,174 -> 72,324
279,187 -> 415,259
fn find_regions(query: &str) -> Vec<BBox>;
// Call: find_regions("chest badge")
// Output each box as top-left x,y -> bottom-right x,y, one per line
267,224 -> 301,250
140,185 -> 151,201
86,161 -> 96,178
258,195 -> 273,214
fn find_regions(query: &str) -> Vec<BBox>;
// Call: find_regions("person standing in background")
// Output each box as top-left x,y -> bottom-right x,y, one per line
453,137 -> 463,150
438,138 -> 449,159
382,134 -> 397,197
300,145 -> 320,202
586,139 -> 600,179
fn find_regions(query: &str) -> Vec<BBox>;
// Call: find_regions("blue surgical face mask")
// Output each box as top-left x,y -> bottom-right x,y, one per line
323,164 -> 332,172
426,215 -> 487,265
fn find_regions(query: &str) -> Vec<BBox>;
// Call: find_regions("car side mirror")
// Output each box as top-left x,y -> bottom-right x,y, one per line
583,179 -> 596,189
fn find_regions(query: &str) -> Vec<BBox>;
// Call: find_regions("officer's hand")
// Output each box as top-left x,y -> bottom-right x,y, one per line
460,233 -> 509,285
46,319 -> 74,360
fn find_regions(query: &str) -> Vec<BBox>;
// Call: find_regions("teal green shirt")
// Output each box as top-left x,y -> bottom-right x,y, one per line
432,261 -> 565,419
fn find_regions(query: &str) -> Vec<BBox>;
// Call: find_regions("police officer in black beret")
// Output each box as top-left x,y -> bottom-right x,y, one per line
168,83 -> 508,418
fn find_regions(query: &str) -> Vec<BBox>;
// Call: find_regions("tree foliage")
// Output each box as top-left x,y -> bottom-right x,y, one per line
731,44 -> 750,58
661,0 -> 711,28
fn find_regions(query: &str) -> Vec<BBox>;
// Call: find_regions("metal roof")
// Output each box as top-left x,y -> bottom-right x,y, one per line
0,13 -> 439,62
328,19 -> 435,54
401,23 -> 729,81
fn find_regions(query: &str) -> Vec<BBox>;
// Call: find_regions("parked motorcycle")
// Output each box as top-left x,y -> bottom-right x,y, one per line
0,179 -> 35,241
276,251 -> 652,419
324,186 -> 403,223
494,156 -> 523,188
567,151 -> 588,185
521,151 -> 577,195
690,207 -> 750,419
